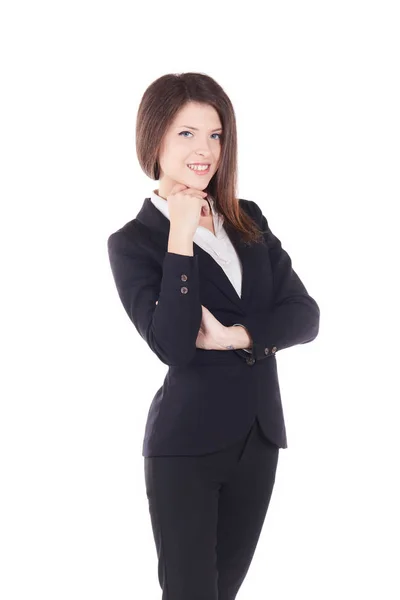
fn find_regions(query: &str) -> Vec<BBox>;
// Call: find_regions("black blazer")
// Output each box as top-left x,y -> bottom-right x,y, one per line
107,197 -> 320,456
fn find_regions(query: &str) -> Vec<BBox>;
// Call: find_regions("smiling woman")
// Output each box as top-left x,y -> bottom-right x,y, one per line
135,72 -> 264,244
107,71 -> 320,600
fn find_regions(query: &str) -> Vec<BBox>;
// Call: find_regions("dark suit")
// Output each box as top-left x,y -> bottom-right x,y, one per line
107,197 -> 320,457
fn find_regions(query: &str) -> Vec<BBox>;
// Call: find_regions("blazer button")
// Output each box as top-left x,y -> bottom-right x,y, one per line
181,274 -> 188,281
264,347 -> 269,355
271,346 -> 277,354
246,356 -> 255,366
180,286 -> 188,294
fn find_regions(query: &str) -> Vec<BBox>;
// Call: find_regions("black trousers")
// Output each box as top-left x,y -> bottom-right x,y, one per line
144,417 -> 280,600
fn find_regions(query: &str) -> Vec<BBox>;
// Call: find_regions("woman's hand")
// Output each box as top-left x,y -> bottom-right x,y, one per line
167,183 -> 210,241
155,300 -> 228,350
195,305 -> 228,350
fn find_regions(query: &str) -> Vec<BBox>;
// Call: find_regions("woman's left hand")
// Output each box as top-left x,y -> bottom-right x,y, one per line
195,305 -> 227,350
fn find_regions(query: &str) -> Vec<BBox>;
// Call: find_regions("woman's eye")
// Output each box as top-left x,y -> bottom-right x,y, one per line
179,131 -> 222,139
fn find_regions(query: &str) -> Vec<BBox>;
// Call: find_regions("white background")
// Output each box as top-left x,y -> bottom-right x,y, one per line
1,1 -> 399,598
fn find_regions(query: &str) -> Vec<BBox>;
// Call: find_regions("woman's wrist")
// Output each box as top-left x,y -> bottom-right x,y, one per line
220,325 -> 252,351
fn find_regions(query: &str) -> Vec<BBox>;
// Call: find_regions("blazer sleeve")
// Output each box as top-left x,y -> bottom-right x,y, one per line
236,201 -> 320,362
107,229 -> 202,367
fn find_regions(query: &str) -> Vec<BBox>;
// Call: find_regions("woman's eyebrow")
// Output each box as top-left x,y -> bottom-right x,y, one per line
177,125 -> 223,131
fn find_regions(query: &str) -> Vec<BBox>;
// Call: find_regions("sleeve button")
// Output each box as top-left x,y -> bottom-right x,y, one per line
180,286 -> 188,294
264,347 -> 269,355
246,356 -> 256,365
271,346 -> 277,353
180,274 -> 188,281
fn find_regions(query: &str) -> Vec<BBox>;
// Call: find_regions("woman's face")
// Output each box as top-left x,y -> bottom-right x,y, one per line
157,101 -> 223,198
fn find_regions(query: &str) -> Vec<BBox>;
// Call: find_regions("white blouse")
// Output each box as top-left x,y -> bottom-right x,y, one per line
150,189 -> 251,353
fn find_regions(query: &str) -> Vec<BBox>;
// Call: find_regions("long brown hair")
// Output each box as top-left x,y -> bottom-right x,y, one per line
135,72 -> 264,245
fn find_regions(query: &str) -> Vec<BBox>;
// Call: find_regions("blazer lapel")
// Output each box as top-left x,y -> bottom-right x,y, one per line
135,197 -> 255,312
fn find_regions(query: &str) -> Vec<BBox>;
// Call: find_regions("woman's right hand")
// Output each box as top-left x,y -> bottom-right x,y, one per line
166,183 -> 210,240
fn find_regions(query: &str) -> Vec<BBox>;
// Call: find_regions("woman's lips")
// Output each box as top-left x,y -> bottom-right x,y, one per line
187,165 -> 211,175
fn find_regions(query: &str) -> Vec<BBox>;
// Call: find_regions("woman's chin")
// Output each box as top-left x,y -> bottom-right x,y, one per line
180,179 -> 207,192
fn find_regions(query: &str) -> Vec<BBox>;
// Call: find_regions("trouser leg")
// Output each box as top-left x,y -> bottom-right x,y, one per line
216,419 -> 280,600
144,453 -> 220,600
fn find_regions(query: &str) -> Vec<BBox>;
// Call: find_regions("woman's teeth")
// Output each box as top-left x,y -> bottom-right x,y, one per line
187,164 -> 210,174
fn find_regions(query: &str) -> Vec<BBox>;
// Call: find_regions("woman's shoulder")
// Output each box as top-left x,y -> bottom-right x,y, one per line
238,198 -> 264,225
107,217 -> 152,261
107,217 -> 136,243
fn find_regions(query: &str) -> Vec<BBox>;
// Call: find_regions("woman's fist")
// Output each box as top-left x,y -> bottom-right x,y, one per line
167,184 -> 211,239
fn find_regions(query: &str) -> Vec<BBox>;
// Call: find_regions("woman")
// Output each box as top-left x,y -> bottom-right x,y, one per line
107,72 -> 320,600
